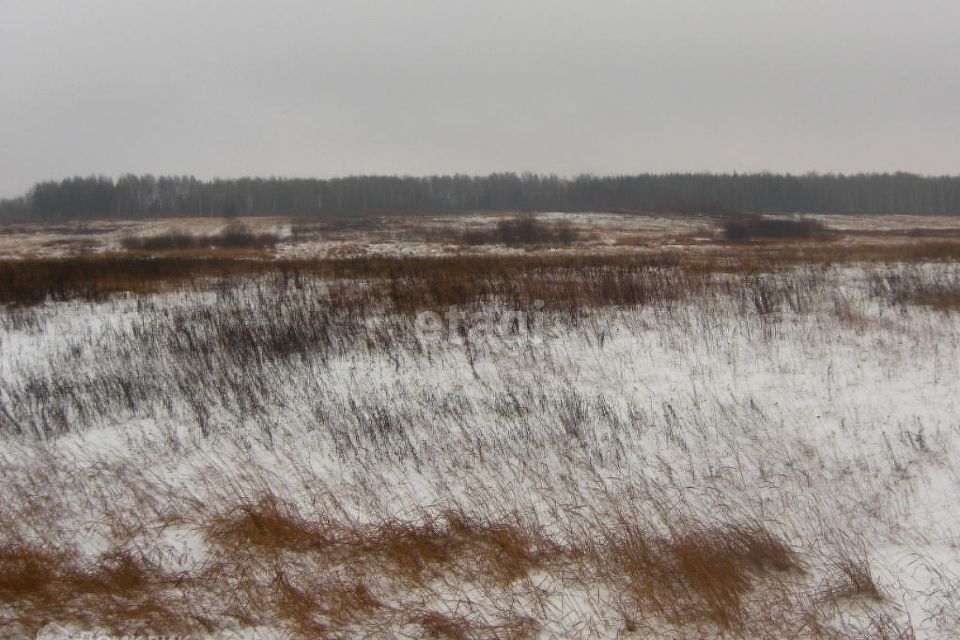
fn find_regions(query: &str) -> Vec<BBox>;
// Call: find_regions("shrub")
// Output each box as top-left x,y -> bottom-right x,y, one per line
462,214 -> 578,246
122,222 -> 278,251
723,215 -> 826,242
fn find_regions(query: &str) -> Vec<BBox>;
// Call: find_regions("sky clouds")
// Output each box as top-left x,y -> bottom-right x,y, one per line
1,0 -> 958,197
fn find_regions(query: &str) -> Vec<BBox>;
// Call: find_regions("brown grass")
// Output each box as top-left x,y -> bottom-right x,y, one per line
909,290 -> 960,310
601,521 -> 801,630
0,543 -> 190,636
0,255 -> 258,305
0,487 -> 914,639
208,499 -> 562,587
3,238 -> 959,311
197,497 -> 808,636
820,556 -> 884,603
207,494 -> 336,554
413,610 -> 538,640
0,216 -> 944,638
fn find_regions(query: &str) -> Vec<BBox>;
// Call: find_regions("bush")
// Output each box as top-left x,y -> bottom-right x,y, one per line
121,231 -> 200,251
216,222 -> 278,248
462,214 -> 578,246
722,215 -> 826,242
122,222 -> 278,251
724,221 -> 751,242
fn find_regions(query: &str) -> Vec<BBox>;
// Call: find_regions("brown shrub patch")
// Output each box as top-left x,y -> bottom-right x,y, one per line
122,222 -> 278,252
0,543 -> 189,636
603,522 -> 800,630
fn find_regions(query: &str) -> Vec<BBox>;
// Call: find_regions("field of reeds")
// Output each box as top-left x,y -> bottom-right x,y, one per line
1,213 -> 960,639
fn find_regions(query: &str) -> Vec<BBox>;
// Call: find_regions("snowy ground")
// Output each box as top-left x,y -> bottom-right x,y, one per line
0,254 -> 958,638
2,212 -> 958,259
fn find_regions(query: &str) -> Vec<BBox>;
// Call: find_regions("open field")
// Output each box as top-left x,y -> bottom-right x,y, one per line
3,211 -> 960,260
1,213 -> 960,638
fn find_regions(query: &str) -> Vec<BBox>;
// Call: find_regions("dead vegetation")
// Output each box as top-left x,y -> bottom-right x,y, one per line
3,489 -> 896,639
121,222 -> 279,252
461,214 -> 578,246
1,214 -> 957,637
2,237 -> 960,310
869,267 -> 960,311
722,214 -> 828,242
598,520 -> 802,630
0,543 -> 190,636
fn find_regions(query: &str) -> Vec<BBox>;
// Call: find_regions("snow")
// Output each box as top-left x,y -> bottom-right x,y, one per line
2,262 -> 960,637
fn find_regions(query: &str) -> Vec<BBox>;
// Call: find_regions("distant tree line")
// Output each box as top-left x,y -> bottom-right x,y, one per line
2,172 -> 960,221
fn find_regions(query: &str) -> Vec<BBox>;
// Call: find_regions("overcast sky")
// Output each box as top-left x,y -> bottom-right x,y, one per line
1,0 -> 959,197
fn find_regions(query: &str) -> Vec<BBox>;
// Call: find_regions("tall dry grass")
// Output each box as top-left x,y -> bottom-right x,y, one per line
1,478 -> 905,639
1,229 -> 957,637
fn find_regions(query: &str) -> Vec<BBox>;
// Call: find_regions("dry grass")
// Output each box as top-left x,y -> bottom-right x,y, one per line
0,493 -> 827,638
908,290 -> 960,310
207,494 -> 336,554
0,543 -> 190,636
868,267 -> 960,311
1,214 -> 955,637
2,238 -> 960,310
0,255 -> 267,305
820,555 -> 884,603
599,520 -> 801,630
3,482 -> 914,640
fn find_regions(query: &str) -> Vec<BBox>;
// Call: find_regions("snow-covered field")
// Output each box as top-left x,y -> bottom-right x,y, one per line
3,211 -> 957,260
1,217 -> 959,638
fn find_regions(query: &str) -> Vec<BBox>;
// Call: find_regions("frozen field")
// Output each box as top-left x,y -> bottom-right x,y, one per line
0,215 -> 959,638
2,211 -> 959,260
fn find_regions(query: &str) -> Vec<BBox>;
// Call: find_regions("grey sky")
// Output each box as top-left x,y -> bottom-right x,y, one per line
1,0 -> 958,197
